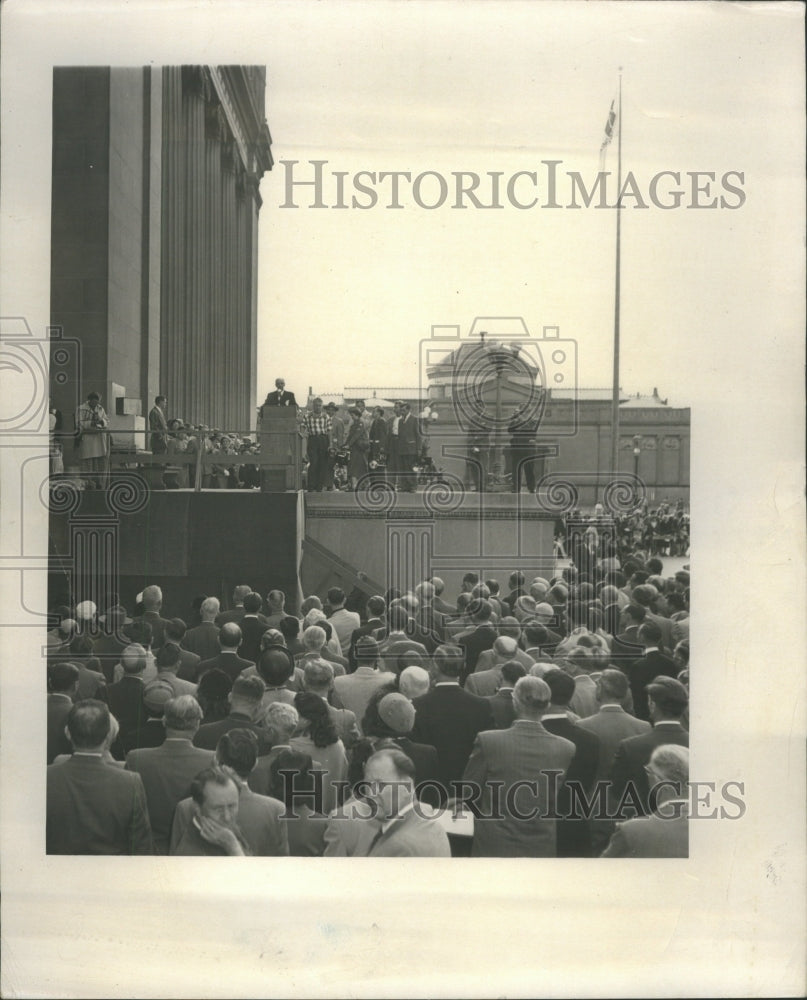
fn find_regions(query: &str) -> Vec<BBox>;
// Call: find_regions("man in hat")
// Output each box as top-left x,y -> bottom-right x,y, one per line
302,397 -> 333,492
332,636 -> 394,732
606,675 -> 690,821
75,390 -> 109,489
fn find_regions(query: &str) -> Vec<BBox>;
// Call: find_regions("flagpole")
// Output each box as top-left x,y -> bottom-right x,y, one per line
609,69 -> 623,480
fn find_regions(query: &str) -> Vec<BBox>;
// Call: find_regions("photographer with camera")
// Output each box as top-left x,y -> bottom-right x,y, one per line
75,390 -> 109,490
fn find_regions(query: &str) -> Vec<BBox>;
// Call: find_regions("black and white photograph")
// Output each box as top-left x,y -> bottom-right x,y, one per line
1,1 -> 804,997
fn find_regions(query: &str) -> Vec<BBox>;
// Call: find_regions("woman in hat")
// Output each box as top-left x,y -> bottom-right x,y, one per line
345,406 -> 369,490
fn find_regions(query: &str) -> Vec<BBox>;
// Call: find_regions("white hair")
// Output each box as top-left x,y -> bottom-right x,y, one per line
302,625 -> 326,651
399,665 -> 431,700
200,597 -> 220,619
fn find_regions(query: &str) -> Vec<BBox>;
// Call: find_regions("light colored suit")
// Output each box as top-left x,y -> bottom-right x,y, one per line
465,666 -> 503,698
324,796 -> 381,856
602,804 -> 689,857
332,667 -> 396,730
170,784 -> 289,856
462,719 -> 575,857
366,804 -> 451,857
576,705 -> 651,779
473,647 -> 534,674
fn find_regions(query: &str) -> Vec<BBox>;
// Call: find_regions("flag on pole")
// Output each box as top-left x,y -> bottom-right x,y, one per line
599,99 -> 617,168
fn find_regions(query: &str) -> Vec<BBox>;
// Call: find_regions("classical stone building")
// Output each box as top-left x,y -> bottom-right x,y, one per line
50,65 -> 272,435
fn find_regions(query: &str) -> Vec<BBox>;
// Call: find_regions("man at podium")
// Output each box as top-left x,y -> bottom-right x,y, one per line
260,378 -> 298,417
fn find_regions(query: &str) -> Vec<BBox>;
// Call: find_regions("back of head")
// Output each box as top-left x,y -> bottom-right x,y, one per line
269,749 -> 316,805
233,584 -> 252,605
216,727 -> 259,778
598,668 -> 629,702
415,581 -> 434,603
49,661 -> 80,693
125,621 -> 153,649
164,617 -> 187,643
513,675 -> 551,716
303,657 -> 334,693
485,578 -> 500,596
243,592 -> 263,615
219,622 -> 242,650
196,668 -> 232,709
387,605 -> 410,633
366,595 -> 386,619
523,622 -> 548,647
258,646 -> 294,687
155,642 -> 182,671
470,583 -> 491,601
399,665 -> 430,700
430,577 -> 445,596
303,608 -> 326,630
468,598 -> 493,623
542,667 -> 576,707
646,676 -> 688,718
300,595 -> 322,616
163,694 -> 203,732
263,701 -> 299,741
624,603 -> 647,626
529,581 -> 549,602
355,635 -> 380,667
69,634 -> 94,657
303,624 -> 326,651
121,643 -> 148,675
497,616 -> 521,640
327,586 -> 345,607
455,593 -> 471,614
493,635 -> 518,659
142,584 -> 162,612
230,675 -> 265,707
74,600 -> 97,623
260,629 -> 286,652
294,690 -> 337,747
200,596 -> 220,621
66,699 -> 110,749
631,584 -> 655,607
432,644 -> 464,680
267,589 -> 285,609
278,615 -> 300,641
500,660 -> 526,687
649,743 -> 689,787
514,596 -> 536,619
462,572 -> 479,590
508,571 -> 525,590
646,557 -> 664,576
638,620 -> 663,646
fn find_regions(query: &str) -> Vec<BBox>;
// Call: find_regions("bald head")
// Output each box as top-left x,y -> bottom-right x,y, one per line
399,665 -> 430,700
513,676 -> 551,718
219,622 -> 242,649
121,643 -> 148,675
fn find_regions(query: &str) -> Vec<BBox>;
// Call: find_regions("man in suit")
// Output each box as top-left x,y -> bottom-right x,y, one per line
630,583 -> 675,651
169,767 -> 251,856
151,642 -> 198,697
607,676 -> 690,821
302,659 -> 361,748
47,700 -> 154,854
193,676 -> 271,754
576,669 -> 651,779
236,592 -> 271,663
326,587 -> 361,652
49,635 -> 106,702
195,622 -> 255,684
247,702 -> 300,796
502,571 -> 526,613
106,643 -> 152,757
171,730 -> 289,856
411,644 -> 494,802
358,748 -> 450,856
332,637 -> 394,732
181,597 -> 221,662
375,605 -> 428,672
466,636 -> 520,697
162,618 -> 202,683
347,595 -> 386,670
603,744 -> 689,858
458,599 -> 498,681
124,695 -> 212,853
610,603 -> 647,666
133,584 -> 171,650
47,662 -> 80,763
475,619 -> 535,673
261,590 -> 287,629
430,577 -> 456,618
627,621 -> 678,721
148,394 -> 169,454
461,676 -> 576,857
215,585 -> 253,626
541,669 -> 601,857
260,377 -> 298,414
395,402 -> 421,492
485,660 -> 526,729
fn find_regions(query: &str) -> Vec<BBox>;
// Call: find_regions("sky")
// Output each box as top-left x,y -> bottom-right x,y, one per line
250,0 -> 803,408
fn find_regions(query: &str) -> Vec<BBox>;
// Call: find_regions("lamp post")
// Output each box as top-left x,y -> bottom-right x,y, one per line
632,434 -> 642,479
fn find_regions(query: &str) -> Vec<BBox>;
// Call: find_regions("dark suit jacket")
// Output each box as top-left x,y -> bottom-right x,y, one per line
46,754 -> 154,854
608,721 -> 689,817
542,715 -> 601,857
462,720 -> 576,857
411,684 -> 494,798
193,712 -> 272,755
47,694 -> 74,763
628,649 -> 678,720
459,624 -> 498,679
181,621 -> 221,662
238,615 -> 270,665
196,650 -> 255,684
610,627 -> 644,666
394,736 -> 441,806
396,413 -> 420,454
486,688 -> 517,729
215,606 -> 247,627
347,617 -> 384,670
106,675 -> 148,755
134,610 -> 171,649
93,633 -> 129,682
261,390 -> 297,411
169,643 -> 202,683
124,739 -> 215,854
433,596 -> 457,617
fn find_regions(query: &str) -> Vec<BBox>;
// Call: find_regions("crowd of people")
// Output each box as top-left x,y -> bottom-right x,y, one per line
46,537 -> 692,858
558,499 -> 690,563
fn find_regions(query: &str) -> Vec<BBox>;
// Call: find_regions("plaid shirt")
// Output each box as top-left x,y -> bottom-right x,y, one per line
304,412 -> 333,436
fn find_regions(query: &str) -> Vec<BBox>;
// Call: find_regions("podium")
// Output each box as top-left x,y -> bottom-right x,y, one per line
258,409 -> 303,492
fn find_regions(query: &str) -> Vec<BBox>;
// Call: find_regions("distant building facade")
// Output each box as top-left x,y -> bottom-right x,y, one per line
50,65 -> 272,434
